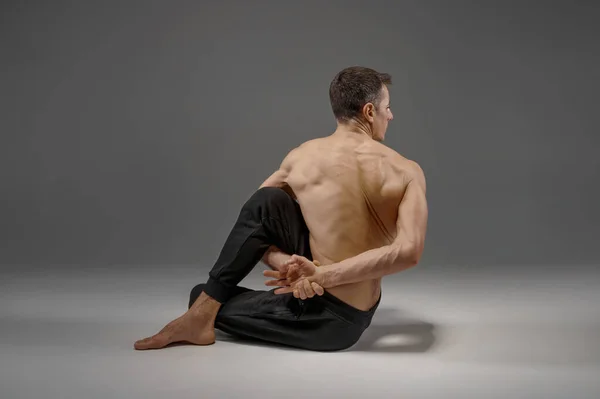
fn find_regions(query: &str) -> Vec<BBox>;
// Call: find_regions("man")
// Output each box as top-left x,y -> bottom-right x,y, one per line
134,66 -> 428,351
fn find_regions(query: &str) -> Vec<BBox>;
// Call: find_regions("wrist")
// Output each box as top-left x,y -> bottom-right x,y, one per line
317,264 -> 338,288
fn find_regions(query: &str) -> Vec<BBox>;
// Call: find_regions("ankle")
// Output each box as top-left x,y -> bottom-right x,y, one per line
189,292 -> 222,314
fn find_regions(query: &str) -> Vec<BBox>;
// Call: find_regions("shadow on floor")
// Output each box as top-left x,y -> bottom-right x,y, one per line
348,307 -> 437,353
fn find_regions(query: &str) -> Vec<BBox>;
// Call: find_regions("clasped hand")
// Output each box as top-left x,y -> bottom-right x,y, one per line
263,255 -> 326,299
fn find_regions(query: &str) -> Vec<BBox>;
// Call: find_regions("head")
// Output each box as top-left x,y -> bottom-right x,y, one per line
329,66 -> 394,141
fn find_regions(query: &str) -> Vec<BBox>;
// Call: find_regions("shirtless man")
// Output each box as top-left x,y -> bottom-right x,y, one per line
134,66 -> 428,351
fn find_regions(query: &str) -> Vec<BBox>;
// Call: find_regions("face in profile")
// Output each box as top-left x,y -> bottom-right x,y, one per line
371,85 -> 394,141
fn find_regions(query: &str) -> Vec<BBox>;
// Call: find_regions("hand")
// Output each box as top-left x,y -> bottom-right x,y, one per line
263,255 -> 326,299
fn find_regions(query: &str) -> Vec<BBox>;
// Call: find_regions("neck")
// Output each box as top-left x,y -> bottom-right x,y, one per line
333,119 -> 374,140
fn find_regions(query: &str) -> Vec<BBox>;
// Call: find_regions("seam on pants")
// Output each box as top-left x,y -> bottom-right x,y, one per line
211,223 -> 263,280
262,216 -> 291,238
323,307 -> 359,326
211,215 -> 291,281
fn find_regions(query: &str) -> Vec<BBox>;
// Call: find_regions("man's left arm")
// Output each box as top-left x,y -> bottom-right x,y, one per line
317,162 -> 428,287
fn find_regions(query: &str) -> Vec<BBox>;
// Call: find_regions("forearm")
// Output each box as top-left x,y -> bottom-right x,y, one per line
262,246 -> 292,271
320,244 -> 419,288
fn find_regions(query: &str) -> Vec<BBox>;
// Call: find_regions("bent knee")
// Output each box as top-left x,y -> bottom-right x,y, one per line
243,187 -> 295,214
251,186 -> 291,202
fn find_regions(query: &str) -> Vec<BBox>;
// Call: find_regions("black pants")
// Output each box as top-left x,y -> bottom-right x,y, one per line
189,187 -> 379,351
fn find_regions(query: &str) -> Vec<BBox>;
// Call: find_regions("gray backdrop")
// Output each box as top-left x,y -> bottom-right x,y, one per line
2,0 -> 599,268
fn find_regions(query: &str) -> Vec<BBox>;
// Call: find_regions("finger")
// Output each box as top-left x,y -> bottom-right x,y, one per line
294,257 -> 315,274
304,279 -> 315,298
292,281 -> 301,299
263,270 -> 283,279
297,255 -> 313,266
298,280 -> 314,299
288,255 -> 305,266
286,265 -> 300,283
264,279 -> 288,287
297,281 -> 308,300
274,286 -> 294,295
312,282 -> 324,296
313,260 -> 321,266
284,255 -> 299,265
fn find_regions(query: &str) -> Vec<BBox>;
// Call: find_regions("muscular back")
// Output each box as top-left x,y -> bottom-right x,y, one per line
274,133 -> 421,309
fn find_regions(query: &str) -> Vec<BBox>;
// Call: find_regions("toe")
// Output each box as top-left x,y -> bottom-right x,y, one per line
134,337 -> 153,350
134,335 -> 167,350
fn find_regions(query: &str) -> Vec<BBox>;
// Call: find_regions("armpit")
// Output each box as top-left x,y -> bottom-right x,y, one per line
281,183 -> 297,200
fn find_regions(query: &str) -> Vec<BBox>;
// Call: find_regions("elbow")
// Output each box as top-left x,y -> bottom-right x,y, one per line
395,243 -> 423,269
406,250 -> 421,268
410,242 -> 426,266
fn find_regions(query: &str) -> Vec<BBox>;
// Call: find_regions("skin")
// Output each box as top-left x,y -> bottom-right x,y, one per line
134,84 -> 428,350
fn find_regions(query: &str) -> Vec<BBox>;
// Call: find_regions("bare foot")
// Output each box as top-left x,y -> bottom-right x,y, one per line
134,311 -> 216,350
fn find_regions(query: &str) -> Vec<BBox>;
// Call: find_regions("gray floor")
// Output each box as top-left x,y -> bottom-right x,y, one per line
1,263 -> 599,398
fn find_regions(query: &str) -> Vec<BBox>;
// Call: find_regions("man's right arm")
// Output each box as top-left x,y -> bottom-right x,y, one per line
258,146 -> 302,266
259,169 -> 289,189
258,146 -> 302,200
258,146 -> 302,189
318,162 -> 428,288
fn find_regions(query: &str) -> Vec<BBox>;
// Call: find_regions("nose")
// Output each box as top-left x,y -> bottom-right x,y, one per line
389,111 -> 394,121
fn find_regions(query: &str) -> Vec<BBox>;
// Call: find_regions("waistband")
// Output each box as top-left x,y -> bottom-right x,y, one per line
319,290 -> 380,328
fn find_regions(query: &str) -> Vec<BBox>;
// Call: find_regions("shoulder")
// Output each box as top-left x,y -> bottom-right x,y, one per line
376,143 -> 419,170
297,137 -> 327,151
280,138 -> 323,169
380,145 -> 426,189
405,159 -> 424,177
405,159 -> 426,191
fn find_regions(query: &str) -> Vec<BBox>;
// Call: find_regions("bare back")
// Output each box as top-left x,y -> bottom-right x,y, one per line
283,133 -> 417,310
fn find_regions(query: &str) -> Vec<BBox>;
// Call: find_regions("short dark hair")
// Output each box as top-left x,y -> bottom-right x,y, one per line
329,66 -> 392,122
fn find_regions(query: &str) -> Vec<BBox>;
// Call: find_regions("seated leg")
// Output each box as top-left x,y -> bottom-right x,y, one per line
202,186 -> 312,304
134,187 -> 311,350
189,284 -> 378,352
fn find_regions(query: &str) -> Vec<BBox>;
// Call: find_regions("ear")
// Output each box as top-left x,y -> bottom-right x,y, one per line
362,103 -> 375,122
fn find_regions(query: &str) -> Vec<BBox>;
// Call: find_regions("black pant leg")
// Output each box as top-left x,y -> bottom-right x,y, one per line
212,288 -> 370,351
191,282 -> 379,351
201,187 -> 312,303
188,283 -> 252,309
